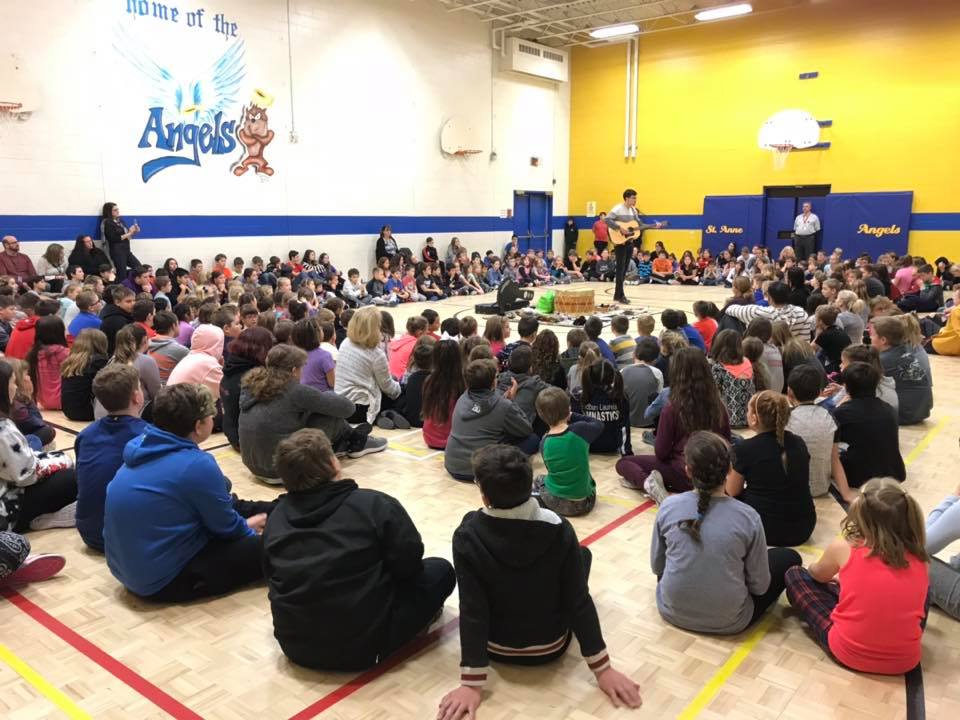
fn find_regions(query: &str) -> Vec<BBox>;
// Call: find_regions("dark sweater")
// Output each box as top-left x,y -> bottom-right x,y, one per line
219,355 -> 260,448
61,355 -> 109,421
99,304 -> 133,355
574,386 -> 632,455
400,369 -> 428,428
263,480 -> 426,670
452,503 -> 608,687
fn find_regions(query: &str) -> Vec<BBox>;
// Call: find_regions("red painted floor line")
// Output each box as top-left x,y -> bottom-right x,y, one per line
2,588 -> 204,720
288,499 -> 657,719
287,617 -> 461,720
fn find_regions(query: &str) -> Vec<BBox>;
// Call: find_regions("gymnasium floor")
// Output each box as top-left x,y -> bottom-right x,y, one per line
2,281 -> 958,720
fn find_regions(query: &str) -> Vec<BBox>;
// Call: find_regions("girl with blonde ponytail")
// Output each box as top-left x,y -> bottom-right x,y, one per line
651,431 -> 802,634
726,390 -> 817,546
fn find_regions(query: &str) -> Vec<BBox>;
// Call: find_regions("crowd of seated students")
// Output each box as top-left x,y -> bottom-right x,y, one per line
1,224 -> 960,716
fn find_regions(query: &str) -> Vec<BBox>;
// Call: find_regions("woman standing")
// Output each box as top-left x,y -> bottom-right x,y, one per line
334,306 -> 403,428
67,235 -> 112,279
100,202 -> 141,276
375,226 -> 400,267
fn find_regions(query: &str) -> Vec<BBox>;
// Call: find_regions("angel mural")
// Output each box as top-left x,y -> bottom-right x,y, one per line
113,28 -> 250,182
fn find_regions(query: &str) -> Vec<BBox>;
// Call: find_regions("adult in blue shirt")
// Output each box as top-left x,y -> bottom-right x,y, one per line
67,290 -> 102,338
104,383 -> 275,602
75,364 -> 148,551
661,309 -> 705,352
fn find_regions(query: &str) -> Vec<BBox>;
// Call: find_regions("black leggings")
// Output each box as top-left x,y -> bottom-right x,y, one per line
143,497 -> 277,603
378,557 -> 456,661
749,547 -> 803,626
14,469 -> 78,532
347,393 -> 402,424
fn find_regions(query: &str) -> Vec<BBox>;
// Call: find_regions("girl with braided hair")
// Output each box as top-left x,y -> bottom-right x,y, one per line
651,431 -> 801,633
726,391 -> 816,547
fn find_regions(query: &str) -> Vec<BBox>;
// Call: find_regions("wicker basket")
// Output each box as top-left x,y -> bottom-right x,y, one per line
553,288 -> 595,315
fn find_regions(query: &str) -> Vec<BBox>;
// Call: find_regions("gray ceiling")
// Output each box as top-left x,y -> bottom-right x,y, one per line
435,0 -> 797,48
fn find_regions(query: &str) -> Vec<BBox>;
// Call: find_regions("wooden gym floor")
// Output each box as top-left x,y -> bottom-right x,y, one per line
2,281 -> 958,720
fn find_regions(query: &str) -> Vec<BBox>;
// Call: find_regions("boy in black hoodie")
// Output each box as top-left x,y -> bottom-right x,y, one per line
262,428 -> 455,671
438,445 -> 641,720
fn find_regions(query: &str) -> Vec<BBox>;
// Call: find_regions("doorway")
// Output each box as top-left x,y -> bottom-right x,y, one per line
513,191 -> 553,253
762,184 -> 830,257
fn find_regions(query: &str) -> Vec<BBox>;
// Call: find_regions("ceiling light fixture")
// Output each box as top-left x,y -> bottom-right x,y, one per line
694,3 -> 753,22
589,23 -> 640,39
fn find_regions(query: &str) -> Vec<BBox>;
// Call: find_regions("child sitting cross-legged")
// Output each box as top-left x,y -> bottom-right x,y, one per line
785,478 -> 929,675
263,428 -> 455,671
652,431 -> 801,634
75,364 -> 148,552
725,391 -> 816,547
437,444 -> 641,720
533,387 -> 603,517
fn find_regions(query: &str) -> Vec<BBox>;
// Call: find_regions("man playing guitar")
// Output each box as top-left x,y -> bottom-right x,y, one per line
604,188 -> 664,304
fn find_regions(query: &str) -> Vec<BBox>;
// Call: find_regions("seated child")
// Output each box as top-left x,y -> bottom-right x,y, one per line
833,362 -> 905,488
366,267 -> 399,306
263,428 -> 455,671
785,365 -> 856,503
726,391 -> 816,547
495,345 -> 549,432
652,431 -> 801,633
574,359 -> 632,455
622,337 -> 663,428
785,478 -> 929,675
75,365 -> 148,551
533,388 -> 603,517
444,359 -> 537,481
926,481 -> 960,620
709,330 -> 755,428
342,268 -> 373,307
811,305 -> 851,376
871,316 -> 932,425
559,327 -> 586,374
104,384 -> 275,602
662,309 -> 705,352
438,445 -> 641,720
691,301 -> 718,351
650,250 -> 673,284
609,315 -> 636,369
9,359 -> 57,448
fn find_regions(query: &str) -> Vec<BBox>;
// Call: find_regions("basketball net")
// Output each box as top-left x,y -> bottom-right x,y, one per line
770,143 -> 793,170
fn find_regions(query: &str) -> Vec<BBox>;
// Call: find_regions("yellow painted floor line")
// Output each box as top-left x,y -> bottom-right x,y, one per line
597,494 -> 642,509
0,641 -> 92,719
675,613 -> 776,720
904,416 -> 950,466
388,442 -> 438,458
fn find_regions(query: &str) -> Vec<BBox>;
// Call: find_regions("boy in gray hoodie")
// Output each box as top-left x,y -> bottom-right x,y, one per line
495,345 -> 549,433
445,359 -> 538,481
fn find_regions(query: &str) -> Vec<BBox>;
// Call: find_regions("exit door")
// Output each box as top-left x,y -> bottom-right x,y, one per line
513,191 -> 553,253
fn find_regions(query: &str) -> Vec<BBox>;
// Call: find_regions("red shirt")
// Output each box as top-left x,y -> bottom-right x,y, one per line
829,546 -> 928,674
423,397 -> 456,450
592,219 -> 609,243
692,318 -> 718,350
136,321 -> 157,339
0,251 -> 37,284
5,316 -> 38,359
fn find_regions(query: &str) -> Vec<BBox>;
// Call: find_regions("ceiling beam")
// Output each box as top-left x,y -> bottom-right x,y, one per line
480,0 -> 593,23
537,5 -> 703,40
497,0 -> 674,32
446,0 -> 504,12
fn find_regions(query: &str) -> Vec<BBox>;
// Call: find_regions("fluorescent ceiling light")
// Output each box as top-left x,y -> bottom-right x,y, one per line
589,23 -> 640,39
695,3 -> 753,21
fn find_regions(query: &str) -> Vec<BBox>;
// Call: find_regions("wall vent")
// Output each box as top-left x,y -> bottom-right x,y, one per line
502,37 -> 568,82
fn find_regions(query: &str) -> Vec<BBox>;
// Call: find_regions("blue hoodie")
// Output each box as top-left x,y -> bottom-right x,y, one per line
104,426 -> 252,597
75,415 -> 149,551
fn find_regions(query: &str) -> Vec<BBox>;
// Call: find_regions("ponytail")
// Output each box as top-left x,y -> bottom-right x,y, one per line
751,390 -> 791,447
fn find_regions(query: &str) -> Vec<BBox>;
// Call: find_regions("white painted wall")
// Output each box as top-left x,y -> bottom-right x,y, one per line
0,0 -> 569,273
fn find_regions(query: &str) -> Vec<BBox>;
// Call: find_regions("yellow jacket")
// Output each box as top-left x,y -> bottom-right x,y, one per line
933,308 -> 960,355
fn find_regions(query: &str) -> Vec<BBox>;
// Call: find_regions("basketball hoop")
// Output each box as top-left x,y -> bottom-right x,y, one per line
770,143 -> 793,170
451,149 -> 483,158
0,102 -> 24,120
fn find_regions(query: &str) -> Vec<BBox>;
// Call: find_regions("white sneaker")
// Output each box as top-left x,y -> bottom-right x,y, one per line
642,471 -> 669,505
28,502 -> 77,531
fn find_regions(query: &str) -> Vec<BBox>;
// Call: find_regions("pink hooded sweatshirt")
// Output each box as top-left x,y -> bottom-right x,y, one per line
36,345 -> 70,410
167,324 -> 224,399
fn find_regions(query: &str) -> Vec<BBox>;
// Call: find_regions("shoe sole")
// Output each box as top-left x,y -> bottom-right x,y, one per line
4,555 -> 66,585
347,443 -> 389,458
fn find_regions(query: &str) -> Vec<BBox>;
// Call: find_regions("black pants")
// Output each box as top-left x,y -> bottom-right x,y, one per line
347,393 -> 402,424
143,497 -> 276,603
748,547 -> 803,625
108,242 -> 142,276
378,557 -> 456,661
792,234 -> 816,261
14,469 -> 78,532
613,242 -> 630,300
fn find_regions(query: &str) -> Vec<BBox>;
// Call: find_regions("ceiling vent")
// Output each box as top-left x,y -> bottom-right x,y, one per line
502,37 -> 569,82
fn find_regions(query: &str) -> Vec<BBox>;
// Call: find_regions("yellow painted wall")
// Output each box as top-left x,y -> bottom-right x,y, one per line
569,0 -> 960,258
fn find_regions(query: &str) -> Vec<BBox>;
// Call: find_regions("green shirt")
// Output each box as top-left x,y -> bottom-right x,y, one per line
540,419 -> 603,499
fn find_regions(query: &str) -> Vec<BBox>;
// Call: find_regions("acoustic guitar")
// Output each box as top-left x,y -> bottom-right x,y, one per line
609,219 -> 668,246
